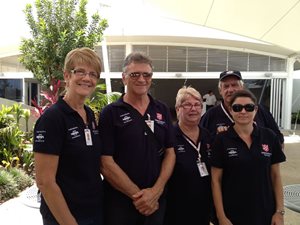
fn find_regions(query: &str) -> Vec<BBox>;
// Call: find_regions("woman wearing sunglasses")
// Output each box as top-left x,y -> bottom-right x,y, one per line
211,89 -> 286,225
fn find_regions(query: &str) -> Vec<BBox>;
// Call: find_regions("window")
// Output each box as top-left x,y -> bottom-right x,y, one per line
228,51 -> 248,71
149,46 -> 167,72
249,53 -> 269,71
108,45 -> 126,72
168,46 -> 187,72
270,57 -> 286,71
0,79 -> 22,102
187,47 -> 207,72
207,49 -> 227,72
132,45 -> 148,55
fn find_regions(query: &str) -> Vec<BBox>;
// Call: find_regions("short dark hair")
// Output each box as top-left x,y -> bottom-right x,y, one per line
122,52 -> 153,72
229,89 -> 257,106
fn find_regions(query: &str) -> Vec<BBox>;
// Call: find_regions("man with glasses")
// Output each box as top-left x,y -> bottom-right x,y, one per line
98,52 -> 175,225
200,70 -> 284,145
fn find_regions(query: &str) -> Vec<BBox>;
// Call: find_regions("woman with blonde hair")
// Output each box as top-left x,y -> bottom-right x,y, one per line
165,86 -> 212,225
33,47 -> 104,225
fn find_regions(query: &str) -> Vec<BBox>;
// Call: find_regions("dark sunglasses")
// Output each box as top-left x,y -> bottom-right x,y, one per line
231,104 -> 256,112
127,72 -> 153,79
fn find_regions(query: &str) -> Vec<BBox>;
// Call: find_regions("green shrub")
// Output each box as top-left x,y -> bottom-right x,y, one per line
0,104 -> 34,174
9,167 -> 34,191
0,170 -> 19,202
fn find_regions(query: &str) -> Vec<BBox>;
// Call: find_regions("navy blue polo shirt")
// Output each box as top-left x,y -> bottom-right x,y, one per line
165,124 -> 212,225
33,97 -> 103,220
211,125 -> 286,225
200,102 -> 284,144
98,94 -> 174,189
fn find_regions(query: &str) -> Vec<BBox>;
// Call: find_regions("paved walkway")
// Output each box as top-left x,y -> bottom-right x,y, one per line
0,184 -> 42,224
1,132 -> 300,225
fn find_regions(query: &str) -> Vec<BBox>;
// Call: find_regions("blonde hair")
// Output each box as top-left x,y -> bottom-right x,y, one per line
175,86 -> 202,108
64,47 -> 102,76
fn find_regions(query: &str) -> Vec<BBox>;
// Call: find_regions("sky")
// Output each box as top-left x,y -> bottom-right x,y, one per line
0,0 -> 267,56
0,0 -> 34,49
0,0 -> 103,52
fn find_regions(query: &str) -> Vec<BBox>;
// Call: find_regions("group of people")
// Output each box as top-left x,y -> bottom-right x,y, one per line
33,48 -> 286,225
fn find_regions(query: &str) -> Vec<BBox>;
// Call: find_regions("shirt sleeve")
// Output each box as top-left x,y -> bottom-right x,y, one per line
33,109 -> 65,155
270,130 -> 286,164
164,104 -> 175,149
98,105 -> 115,156
210,134 -> 225,168
258,104 -> 284,144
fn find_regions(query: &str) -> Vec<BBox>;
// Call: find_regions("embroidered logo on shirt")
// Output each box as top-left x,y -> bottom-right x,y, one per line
226,148 -> 238,157
35,130 -> 46,143
156,113 -> 162,120
69,127 -> 80,139
176,145 -> 186,153
120,113 -> 132,124
155,119 -> 166,126
262,144 -> 269,152
261,144 -> 272,157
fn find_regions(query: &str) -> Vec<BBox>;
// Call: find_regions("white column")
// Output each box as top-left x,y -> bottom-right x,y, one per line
282,57 -> 296,130
101,37 -> 112,93
123,44 -> 133,93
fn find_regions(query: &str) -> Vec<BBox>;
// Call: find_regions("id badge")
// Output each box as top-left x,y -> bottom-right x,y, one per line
197,161 -> 209,177
84,128 -> 93,146
145,120 -> 154,133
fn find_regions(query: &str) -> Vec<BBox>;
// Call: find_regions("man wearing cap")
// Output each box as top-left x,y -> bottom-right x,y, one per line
200,70 -> 284,145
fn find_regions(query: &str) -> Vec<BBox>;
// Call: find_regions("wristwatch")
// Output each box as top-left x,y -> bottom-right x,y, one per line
276,209 -> 285,215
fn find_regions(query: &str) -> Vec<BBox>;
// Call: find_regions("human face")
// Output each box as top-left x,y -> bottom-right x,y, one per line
177,95 -> 203,125
122,63 -> 152,97
219,76 -> 243,105
229,97 -> 257,126
64,64 -> 98,98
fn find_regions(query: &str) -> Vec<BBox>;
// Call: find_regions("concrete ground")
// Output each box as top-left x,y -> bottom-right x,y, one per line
1,131 -> 300,224
280,133 -> 300,225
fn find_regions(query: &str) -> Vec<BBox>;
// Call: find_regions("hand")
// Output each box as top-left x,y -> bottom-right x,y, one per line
217,126 -> 229,134
132,188 -> 159,216
271,212 -> 284,225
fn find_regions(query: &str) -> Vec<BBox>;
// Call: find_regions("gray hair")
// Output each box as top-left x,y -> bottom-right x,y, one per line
122,52 -> 153,73
218,79 -> 244,89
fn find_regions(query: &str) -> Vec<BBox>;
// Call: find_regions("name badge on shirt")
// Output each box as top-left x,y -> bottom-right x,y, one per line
197,161 -> 209,177
145,113 -> 154,133
84,128 -> 93,146
145,120 -> 154,133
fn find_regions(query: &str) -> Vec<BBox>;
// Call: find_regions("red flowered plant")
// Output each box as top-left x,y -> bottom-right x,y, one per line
31,79 -> 63,117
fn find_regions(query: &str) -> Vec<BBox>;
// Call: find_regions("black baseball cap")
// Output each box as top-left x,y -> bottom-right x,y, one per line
219,70 -> 242,81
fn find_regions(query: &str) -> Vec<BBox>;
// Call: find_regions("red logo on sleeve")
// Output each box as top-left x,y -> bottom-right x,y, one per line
262,144 -> 269,152
156,113 -> 162,120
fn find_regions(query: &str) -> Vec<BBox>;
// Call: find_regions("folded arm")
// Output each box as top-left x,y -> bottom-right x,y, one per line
132,147 -> 176,216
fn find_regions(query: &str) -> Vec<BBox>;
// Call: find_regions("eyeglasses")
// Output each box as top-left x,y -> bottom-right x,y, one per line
181,103 -> 203,110
127,72 -> 153,80
231,104 -> 256,112
70,69 -> 99,80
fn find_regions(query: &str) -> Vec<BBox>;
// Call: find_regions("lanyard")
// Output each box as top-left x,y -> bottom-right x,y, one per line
182,134 -> 202,162
221,102 -> 234,123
